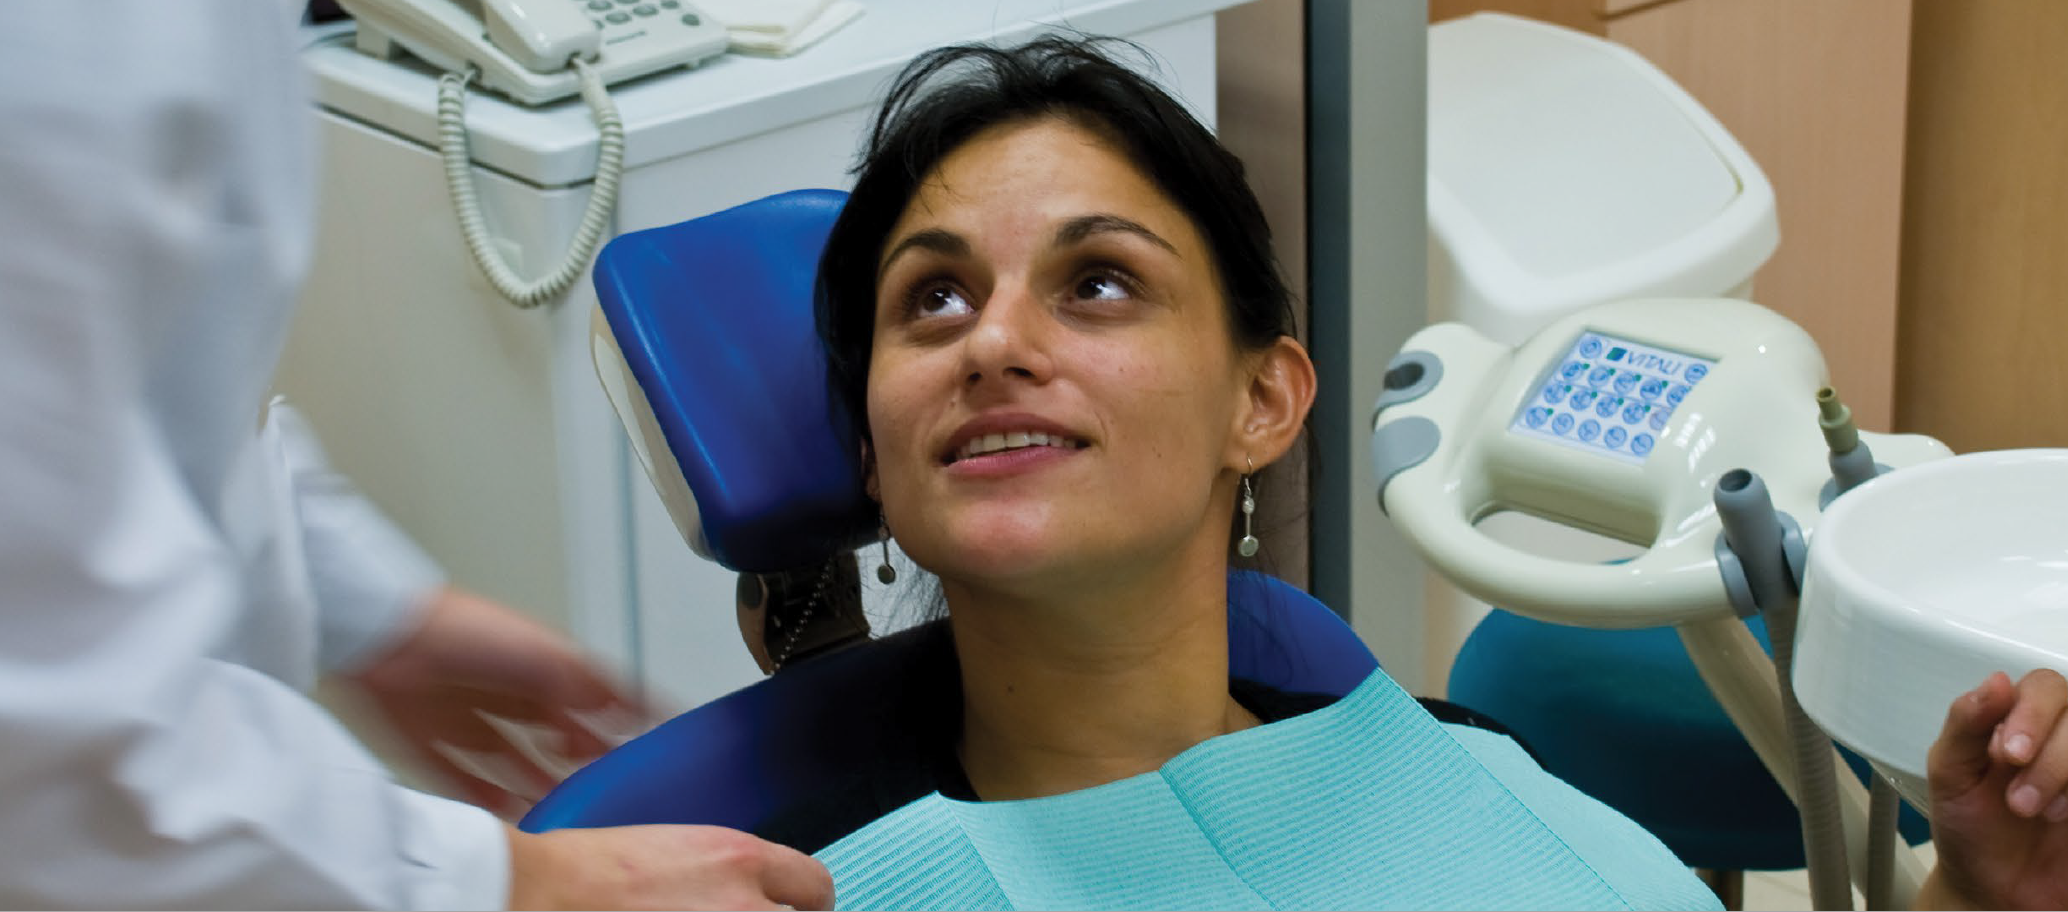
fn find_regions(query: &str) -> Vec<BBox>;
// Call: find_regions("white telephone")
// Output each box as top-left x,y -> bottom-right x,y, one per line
342,0 -> 729,105
336,0 -> 730,307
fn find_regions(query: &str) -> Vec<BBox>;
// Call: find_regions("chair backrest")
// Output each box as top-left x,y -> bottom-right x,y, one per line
523,190 -> 1378,834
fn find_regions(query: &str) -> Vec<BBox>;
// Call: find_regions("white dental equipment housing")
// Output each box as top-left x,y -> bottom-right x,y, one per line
1374,297 -> 1950,627
1428,14 -> 1778,344
1372,297 -> 1954,900
1796,448 -> 2068,812
1421,12 -> 1781,695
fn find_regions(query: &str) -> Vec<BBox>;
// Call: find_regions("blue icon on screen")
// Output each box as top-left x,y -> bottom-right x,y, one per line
1543,383 -> 1571,404
1577,419 -> 1601,442
1614,372 -> 1640,394
1640,378 -> 1667,400
1632,433 -> 1655,456
1685,363 -> 1709,382
1596,396 -> 1621,418
1525,407 -> 1551,428
1553,414 -> 1575,435
1667,384 -> 1690,405
1560,361 -> 1585,381
1650,409 -> 1670,431
1604,426 -> 1628,449
1623,402 -> 1647,424
1579,337 -> 1604,358
1588,366 -> 1616,387
1569,389 -> 1597,409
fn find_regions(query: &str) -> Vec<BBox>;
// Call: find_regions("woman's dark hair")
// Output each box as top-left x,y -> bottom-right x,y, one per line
814,35 -> 1297,455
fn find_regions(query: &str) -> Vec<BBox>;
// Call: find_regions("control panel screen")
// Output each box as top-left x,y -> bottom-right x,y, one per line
1511,331 -> 1716,464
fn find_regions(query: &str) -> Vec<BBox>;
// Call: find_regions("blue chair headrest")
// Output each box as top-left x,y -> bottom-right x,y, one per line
590,188 -> 875,572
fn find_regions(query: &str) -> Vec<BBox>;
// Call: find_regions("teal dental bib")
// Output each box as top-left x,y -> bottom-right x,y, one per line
819,669 -> 1718,910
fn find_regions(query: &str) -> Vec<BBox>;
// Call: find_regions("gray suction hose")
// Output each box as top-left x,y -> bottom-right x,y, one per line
1817,387 -> 1901,910
1715,470 -> 1854,910
1866,778 -> 1900,911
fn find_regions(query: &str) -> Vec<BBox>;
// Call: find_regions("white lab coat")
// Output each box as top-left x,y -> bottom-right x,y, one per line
0,3 -> 507,908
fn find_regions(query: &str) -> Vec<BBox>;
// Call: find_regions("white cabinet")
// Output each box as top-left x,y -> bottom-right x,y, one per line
281,2 -> 1238,709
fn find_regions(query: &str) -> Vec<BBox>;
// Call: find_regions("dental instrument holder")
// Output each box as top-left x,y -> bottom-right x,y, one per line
1713,470 -> 1851,910
1372,298 -> 1953,905
1809,388 -> 1905,912
1818,389 -> 1890,510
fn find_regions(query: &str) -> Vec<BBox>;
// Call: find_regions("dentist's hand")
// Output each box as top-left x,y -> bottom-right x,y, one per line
345,585 -> 650,814
506,824 -> 836,910
1919,668 -> 2068,910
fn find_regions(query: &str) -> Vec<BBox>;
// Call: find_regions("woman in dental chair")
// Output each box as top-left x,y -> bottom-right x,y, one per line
742,37 -> 2068,910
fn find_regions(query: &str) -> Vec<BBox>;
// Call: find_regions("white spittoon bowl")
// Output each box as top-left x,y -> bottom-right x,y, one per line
1795,448 -> 2068,815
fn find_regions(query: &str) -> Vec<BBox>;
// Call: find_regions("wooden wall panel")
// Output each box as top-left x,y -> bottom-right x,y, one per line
1431,0 -> 1602,34
1896,0 -> 2068,452
1608,0 -> 1912,430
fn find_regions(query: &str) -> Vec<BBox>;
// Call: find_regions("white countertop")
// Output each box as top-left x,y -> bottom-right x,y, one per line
306,0 -> 1245,186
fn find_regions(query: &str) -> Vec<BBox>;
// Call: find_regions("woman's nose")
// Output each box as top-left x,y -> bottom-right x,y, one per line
960,280 -> 1053,387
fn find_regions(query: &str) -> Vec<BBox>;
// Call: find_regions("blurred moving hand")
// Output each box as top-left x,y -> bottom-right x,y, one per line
346,585 -> 648,814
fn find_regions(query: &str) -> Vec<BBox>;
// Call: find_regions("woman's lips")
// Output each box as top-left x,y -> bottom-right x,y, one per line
941,441 -> 1084,478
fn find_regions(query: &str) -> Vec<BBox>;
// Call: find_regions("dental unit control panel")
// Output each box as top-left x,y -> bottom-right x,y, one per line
1512,332 -> 1715,465
1370,298 -> 1952,628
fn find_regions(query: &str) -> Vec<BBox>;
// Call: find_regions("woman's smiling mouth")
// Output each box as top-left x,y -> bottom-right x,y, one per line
949,430 -> 1090,464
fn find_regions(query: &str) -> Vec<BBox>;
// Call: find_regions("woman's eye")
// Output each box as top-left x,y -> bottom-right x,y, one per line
912,284 -> 973,318
1074,273 -> 1132,301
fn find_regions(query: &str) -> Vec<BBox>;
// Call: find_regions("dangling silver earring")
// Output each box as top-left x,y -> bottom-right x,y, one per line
876,517 -> 898,584
1238,457 -> 1260,558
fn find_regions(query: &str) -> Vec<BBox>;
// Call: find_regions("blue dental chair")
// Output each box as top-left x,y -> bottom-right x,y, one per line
519,190 -> 1382,835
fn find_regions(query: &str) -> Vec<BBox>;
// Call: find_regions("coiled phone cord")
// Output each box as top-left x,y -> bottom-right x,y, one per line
435,58 -> 625,308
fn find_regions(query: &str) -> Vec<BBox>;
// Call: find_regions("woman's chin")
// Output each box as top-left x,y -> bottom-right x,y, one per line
914,525 -> 1091,588
935,539 -> 1068,580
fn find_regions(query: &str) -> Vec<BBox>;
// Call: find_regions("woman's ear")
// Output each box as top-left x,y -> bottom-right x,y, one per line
1231,336 -> 1317,470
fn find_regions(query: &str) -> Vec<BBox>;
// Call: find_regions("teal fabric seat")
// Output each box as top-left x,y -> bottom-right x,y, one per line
1448,609 -> 1931,871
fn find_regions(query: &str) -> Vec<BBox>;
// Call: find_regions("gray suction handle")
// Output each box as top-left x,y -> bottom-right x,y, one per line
1715,470 -> 1797,617
1715,468 -> 1855,911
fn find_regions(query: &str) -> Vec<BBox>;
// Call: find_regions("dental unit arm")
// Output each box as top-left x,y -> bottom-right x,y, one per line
1372,298 -> 1953,907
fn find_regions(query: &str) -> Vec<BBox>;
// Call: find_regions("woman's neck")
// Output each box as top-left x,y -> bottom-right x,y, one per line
943,565 -> 1260,801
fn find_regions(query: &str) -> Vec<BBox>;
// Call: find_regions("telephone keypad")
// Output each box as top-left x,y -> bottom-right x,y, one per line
575,0 -> 719,49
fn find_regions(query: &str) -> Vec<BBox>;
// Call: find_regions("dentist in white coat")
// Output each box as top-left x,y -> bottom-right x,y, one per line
0,3 -> 833,909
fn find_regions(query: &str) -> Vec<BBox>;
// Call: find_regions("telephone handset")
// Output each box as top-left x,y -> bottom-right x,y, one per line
342,0 -> 728,105
335,0 -> 730,308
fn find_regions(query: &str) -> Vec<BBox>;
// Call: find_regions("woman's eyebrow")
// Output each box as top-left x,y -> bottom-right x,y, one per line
1054,214 -> 1179,256
880,228 -> 969,274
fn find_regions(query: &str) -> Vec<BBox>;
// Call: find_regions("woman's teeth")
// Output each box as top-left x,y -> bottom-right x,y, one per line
956,431 -> 1082,462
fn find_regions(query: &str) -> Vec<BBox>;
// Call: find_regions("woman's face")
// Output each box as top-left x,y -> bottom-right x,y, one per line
865,117 -> 1256,595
